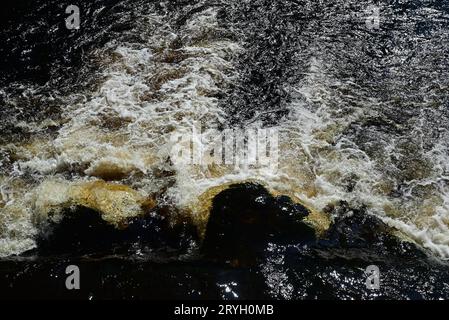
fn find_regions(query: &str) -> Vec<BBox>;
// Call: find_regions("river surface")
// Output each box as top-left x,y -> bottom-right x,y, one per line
1,0 -> 449,299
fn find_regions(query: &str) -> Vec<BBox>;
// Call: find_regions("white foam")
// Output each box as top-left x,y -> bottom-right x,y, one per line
274,56 -> 449,259
2,3 -> 449,261
0,4 -> 244,256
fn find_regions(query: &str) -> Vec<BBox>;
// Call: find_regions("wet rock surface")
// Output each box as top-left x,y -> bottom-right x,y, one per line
202,183 -> 315,264
318,202 -> 429,261
1,183 -> 448,299
36,206 -> 199,257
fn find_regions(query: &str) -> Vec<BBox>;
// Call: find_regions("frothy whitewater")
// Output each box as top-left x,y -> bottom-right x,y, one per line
1,0 -> 449,262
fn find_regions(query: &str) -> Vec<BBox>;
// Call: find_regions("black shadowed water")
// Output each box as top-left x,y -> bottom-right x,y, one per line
1,183 -> 448,299
1,0 -> 449,300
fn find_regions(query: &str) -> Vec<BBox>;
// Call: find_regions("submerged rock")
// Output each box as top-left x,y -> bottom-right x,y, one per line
32,182 -> 427,266
33,180 -> 156,228
318,202 -> 427,261
14,186 -> 446,300
202,183 -> 315,264
37,206 -> 198,256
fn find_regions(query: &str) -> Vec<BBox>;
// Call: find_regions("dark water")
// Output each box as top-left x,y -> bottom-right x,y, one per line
1,0 -> 449,299
1,183 -> 448,300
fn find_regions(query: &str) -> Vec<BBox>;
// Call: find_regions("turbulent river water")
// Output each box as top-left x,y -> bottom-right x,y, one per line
1,0 -> 449,299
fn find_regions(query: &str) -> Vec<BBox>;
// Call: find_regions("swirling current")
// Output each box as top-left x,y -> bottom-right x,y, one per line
1,0 -> 449,299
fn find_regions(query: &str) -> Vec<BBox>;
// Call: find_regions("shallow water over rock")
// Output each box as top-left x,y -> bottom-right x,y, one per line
1,0 -> 449,299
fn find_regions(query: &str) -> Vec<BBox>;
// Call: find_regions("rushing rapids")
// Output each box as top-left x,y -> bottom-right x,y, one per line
1,0 -> 449,299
